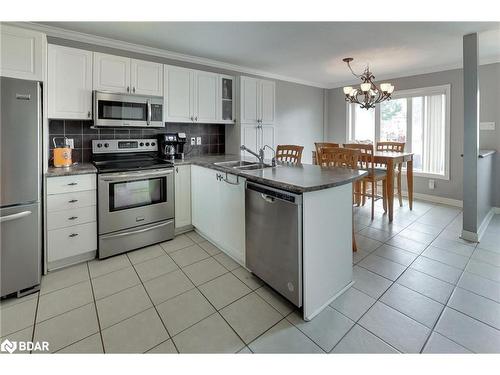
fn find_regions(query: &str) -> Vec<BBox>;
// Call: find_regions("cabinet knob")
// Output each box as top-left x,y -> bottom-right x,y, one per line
87,111 -> 91,118
195,116 -> 198,121
127,86 -> 130,92
176,167 -> 179,173
133,87 -> 136,93
69,233 -> 79,238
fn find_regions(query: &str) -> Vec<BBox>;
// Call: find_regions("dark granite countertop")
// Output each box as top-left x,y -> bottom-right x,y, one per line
173,154 -> 367,193
46,163 -> 97,177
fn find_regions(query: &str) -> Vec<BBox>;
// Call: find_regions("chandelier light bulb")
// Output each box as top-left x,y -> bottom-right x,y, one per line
380,83 -> 391,92
360,83 -> 371,92
343,86 -> 353,95
387,85 -> 395,94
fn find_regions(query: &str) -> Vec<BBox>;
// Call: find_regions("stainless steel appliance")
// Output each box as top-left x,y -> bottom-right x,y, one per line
157,133 -> 187,160
92,139 -> 174,258
93,91 -> 164,128
1,77 -> 42,298
245,182 -> 303,307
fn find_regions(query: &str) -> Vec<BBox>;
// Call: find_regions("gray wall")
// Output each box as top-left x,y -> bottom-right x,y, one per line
49,37 -> 326,165
326,63 -> 500,203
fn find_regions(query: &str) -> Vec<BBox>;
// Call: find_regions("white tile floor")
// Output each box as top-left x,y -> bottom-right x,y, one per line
1,199 -> 500,353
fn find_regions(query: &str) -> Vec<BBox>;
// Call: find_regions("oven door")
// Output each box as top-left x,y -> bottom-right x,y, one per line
98,168 -> 174,234
93,91 -> 164,128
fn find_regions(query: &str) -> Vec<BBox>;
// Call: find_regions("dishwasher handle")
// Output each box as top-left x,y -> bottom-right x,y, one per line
261,194 -> 276,203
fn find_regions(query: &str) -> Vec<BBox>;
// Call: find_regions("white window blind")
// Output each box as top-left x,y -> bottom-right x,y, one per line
347,85 -> 450,179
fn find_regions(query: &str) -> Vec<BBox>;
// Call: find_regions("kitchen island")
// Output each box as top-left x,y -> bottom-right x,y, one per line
176,154 -> 366,321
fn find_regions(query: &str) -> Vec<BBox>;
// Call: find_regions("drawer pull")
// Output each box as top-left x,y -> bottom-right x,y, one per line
68,199 -> 78,203
69,233 -> 79,238
67,182 -> 78,186
68,216 -> 78,220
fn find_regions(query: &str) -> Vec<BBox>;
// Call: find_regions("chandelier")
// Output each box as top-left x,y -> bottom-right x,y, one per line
342,57 -> 394,110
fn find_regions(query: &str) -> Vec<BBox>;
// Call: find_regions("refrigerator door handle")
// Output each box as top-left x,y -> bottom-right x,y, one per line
0,210 -> 32,223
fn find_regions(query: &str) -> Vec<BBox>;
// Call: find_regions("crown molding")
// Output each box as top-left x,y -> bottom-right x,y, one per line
10,22 -> 329,89
327,56 -> 500,89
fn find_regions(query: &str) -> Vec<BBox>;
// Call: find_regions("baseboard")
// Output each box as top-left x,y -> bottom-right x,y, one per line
400,190 -> 463,208
478,208 -> 496,241
461,229 -> 478,242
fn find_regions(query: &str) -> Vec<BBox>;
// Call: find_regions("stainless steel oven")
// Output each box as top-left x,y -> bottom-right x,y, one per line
97,168 -> 174,258
93,91 -> 164,128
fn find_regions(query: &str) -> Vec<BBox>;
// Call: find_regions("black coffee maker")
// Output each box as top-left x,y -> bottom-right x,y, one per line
158,133 -> 187,160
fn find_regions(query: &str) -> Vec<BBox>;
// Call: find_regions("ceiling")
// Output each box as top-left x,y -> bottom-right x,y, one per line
36,22 -> 500,88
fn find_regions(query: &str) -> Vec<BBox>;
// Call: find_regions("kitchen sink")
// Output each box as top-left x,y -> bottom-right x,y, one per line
214,160 -> 256,168
214,160 -> 272,171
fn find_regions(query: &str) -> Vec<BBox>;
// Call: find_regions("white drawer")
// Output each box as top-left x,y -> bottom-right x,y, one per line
47,206 -> 97,230
47,191 -> 96,212
47,190 -> 97,212
47,174 -> 96,194
48,222 -> 97,262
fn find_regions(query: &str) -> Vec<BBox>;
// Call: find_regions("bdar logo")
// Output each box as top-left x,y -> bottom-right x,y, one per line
1,339 -> 17,354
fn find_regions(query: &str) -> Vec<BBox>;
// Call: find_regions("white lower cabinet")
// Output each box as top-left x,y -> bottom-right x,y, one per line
191,165 -> 246,265
174,165 -> 192,229
46,174 -> 97,270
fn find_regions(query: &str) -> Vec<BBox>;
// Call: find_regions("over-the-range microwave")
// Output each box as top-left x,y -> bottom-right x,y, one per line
93,91 -> 164,128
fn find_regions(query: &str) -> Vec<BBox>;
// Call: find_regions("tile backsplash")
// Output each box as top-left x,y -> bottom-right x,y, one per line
48,120 -> 225,164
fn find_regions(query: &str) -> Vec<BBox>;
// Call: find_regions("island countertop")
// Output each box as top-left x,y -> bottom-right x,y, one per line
173,154 -> 367,193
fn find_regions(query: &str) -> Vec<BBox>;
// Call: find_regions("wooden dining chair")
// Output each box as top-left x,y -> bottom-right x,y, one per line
344,143 -> 388,220
316,146 -> 360,252
376,141 -> 405,207
275,145 -> 304,164
313,142 -> 340,166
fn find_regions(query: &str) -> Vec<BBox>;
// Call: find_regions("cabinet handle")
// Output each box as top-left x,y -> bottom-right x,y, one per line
195,116 -> 198,121
69,233 -> 79,238
68,216 -> 78,220
68,199 -> 78,203
176,167 -> 179,173
190,116 -> 194,121
132,87 -> 136,93
67,182 -> 78,186
127,86 -> 130,92
87,111 -> 91,118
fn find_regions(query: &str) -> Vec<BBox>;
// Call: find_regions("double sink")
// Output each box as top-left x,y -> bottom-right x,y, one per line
214,160 -> 273,171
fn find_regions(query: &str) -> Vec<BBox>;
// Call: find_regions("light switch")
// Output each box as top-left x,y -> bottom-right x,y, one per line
190,137 -> 196,146
480,122 -> 495,130
196,137 -> 202,145
67,138 -> 74,149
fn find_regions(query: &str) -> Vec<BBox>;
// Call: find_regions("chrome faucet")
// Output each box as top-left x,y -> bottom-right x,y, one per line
240,145 -> 264,164
240,144 -> 276,167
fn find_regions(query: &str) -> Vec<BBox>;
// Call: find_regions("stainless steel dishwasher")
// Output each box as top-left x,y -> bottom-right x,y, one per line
245,182 -> 302,307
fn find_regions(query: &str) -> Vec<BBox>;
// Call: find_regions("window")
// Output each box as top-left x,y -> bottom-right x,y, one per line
347,84 -> 450,179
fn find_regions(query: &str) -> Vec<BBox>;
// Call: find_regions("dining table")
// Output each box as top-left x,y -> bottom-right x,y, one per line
312,150 -> 414,222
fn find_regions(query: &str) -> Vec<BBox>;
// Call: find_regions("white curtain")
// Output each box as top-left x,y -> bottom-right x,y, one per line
423,94 -> 445,174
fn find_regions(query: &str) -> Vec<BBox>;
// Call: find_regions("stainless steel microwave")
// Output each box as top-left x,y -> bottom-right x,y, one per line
93,91 -> 164,128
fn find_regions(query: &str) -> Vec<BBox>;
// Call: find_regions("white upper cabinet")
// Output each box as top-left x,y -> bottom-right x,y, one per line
194,71 -> 218,123
240,76 -> 275,124
260,80 -> 276,124
240,76 -> 259,123
164,65 -> 227,124
130,59 -> 163,96
0,24 -> 46,81
93,53 -> 131,93
48,45 -> 93,120
164,65 -> 193,122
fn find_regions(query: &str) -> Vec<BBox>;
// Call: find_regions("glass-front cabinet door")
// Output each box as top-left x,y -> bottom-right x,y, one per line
219,75 -> 235,123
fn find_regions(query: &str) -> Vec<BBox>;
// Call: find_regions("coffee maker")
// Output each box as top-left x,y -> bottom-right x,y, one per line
158,133 -> 187,160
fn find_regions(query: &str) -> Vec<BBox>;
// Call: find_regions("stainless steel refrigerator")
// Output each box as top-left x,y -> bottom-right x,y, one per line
1,76 -> 42,297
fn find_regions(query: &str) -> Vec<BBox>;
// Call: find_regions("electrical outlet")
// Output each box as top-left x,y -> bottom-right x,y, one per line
190,137 -> 196,146
428,179 -> 435,190
67,138 -> 74,149
196,137 -> 202,145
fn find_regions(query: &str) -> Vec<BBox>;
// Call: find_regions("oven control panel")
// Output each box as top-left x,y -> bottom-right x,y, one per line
92,139 -> 158,154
